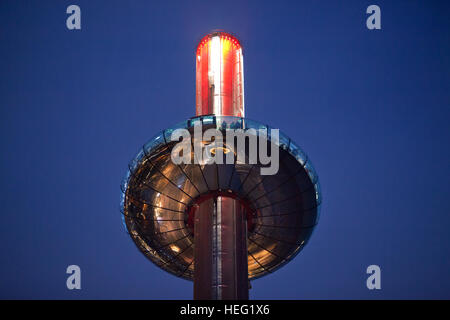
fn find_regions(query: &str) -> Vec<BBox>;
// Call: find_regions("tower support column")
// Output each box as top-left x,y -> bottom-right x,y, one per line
194,196 -> 248,300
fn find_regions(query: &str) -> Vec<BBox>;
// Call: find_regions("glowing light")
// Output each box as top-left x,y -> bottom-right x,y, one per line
170,245 -> 180,253
195,32 -> 245,117
210,35 -> 221,115
201,140 -> 212,145
210,146 -> 231,155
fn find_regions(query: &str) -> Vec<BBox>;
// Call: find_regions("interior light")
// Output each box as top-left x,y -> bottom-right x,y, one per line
210,146 -> 231,155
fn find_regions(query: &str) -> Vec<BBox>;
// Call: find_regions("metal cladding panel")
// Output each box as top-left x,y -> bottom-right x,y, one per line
193,198 -> 214,299
196,32 -> 244,117
221,38 -> 233,116
218,197 -> 248,300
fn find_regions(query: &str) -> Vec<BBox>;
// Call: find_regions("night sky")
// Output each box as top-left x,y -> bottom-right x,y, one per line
0,0 -> 449,299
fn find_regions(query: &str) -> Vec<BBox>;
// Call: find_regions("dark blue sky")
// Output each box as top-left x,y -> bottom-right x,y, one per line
0,0 -> 449,299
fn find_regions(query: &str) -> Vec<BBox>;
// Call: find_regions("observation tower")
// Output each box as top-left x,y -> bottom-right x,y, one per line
120,31 -> 321,300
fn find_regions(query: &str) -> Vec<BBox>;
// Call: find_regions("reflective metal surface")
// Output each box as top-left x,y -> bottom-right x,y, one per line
121,115 -> 321,281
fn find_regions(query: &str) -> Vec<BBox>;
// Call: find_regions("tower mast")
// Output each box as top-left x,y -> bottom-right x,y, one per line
193,31 -> 248,300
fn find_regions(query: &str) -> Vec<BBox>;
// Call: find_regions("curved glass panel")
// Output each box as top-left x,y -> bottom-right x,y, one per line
276,131 -> 290,151
304,160 -> 318,184
164,119 -> 188,142
143,131 -> 165,156
314,181 -> 322,205
243,119 -> 267,131
289,142 -> 307,166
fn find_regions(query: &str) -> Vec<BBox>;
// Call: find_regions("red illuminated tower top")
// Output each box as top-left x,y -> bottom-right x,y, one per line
195,31 -> 245,117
